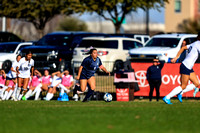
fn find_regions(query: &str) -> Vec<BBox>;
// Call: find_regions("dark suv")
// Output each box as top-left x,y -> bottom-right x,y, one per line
20,31 -> 109,72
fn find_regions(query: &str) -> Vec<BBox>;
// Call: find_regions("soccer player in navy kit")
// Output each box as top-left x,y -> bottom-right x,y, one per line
76,48 -> 110,102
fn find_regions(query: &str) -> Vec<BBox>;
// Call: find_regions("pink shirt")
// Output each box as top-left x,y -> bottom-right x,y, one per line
0,75 -> 6,85
31,75 -> 41,87
62,75 -> 73,87
42,75 -> 51,85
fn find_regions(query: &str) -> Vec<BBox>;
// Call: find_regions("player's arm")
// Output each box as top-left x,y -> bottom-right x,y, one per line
11,66 -> 17,73
31,66 -> 34,77
76,66 -> 83,80
171,45 -> 188,63
51,71 -> 60,78
1,70 -> 6,79
100,65 -> 110,75
35,69 -> 42,77
16,66 -> 20,75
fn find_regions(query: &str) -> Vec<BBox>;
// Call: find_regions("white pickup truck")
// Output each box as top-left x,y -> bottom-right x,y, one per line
128,34 -> 197,62
0,42 -> 32,72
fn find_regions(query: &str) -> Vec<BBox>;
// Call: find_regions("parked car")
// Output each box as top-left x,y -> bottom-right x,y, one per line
72,37 -> 144,72
0,42 -> 32,72
20,31 -> 110,72
0,32 -> 23,42
109,33 -> 150,44
128,34 -> 197,62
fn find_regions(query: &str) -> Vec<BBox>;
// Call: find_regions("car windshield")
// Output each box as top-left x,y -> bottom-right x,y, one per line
37,34 -> 72,46
78,40 -> 118,49
0,44 -> 18,53
145,38 -> 180,48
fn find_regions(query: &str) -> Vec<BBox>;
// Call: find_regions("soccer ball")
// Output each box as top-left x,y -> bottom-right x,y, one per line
104,93 -> 113,102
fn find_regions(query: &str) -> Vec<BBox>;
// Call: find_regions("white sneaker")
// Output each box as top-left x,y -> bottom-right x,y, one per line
72,94 -> 78,99
72,94 -> 79,101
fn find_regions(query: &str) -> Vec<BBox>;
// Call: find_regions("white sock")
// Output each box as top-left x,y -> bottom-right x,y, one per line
46,93 -> 51,101
1,86 -> 8,98
12,85 -> 18,98
6,90 -> 13,100
49,93 -> 54,100
181,84 -> 195,95
34,89 -> 41,100
0,89 -> 2,98
2,91 -> 8,100
25,90 -> 33,99
16,87 -> 21,99
166,86 -> 183,99
18,94 -> 23,100
59,84 -> 70,93
32,84 -> 42,96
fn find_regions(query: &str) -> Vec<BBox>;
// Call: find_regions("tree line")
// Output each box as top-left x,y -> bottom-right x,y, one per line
0,0 -> 169,37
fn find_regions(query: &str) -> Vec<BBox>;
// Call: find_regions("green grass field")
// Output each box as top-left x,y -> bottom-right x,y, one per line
0,99 -> 200,133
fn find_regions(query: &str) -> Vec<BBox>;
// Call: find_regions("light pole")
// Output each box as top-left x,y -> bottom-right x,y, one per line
2,16 -> 6,31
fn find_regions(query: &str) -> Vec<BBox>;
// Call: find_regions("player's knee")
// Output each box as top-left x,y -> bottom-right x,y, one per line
90,85 -> 95,90
181,85 -> 187,89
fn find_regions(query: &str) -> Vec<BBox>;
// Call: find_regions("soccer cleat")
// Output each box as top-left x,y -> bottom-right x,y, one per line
162,96 -> 172,104
177,94 -> 182,103
22,96 -> 27,101
193,88 -> 199,97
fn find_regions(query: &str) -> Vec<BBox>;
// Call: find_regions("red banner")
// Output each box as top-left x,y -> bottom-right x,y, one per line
131,63 -> 200,97
116,88 -> 129,101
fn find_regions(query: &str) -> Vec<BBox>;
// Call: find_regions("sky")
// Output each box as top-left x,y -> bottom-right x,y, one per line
77,7 -> 165,24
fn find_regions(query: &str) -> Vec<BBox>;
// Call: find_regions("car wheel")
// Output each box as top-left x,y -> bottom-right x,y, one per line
113,60 -> 124,72
2,60 -> 12,73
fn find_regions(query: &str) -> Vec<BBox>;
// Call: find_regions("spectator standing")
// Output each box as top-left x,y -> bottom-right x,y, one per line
146,57 -> 165,101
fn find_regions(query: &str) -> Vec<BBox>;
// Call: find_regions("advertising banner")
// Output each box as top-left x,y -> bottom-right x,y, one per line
131,63 -> 200,97
116,88 -> 129,101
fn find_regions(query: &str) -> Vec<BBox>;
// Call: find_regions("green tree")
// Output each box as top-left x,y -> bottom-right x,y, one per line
80,0 -> 168,33
178,19 -> 200,34
0,0 -> 79,38
57,16 -> 88,31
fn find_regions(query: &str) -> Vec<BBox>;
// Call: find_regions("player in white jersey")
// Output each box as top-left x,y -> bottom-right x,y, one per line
1,55 -> 21,101
163,33 -> 200,104
16,51 -> 34,100
44,71 -> 62,101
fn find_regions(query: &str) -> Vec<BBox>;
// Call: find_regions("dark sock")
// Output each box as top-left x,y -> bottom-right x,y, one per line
83,88 -> 94,102
73,85 -> 78,96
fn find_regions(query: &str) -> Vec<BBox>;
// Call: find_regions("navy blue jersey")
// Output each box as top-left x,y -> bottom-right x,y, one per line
146,61 -> 165,80
81,56 -> 102,78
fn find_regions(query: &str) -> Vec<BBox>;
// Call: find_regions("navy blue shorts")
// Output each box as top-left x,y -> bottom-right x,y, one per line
6,76 -> 15,80
80,73 -> 94,80
180,63 -> 194,75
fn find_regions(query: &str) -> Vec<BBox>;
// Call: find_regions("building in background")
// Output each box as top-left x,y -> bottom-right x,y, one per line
165,0 -> 200,32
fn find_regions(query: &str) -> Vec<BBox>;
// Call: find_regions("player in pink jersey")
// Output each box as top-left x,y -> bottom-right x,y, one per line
2,80 -> 15,100
22,69 -> 41,100
0,69 -> 6,99
59,70 -> 74,95
31,70 -> 52,100
45,71 -> 62,101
